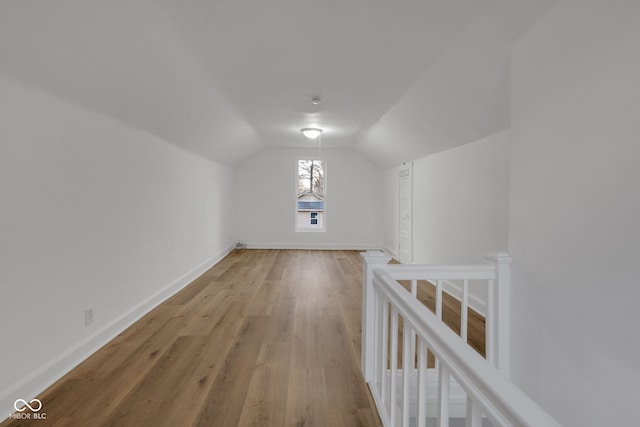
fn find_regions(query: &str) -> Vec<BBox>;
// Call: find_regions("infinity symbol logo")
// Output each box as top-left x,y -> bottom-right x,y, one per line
14,398 -> 42,412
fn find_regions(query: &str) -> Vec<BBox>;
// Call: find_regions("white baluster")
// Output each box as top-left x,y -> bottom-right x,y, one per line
375,291 -> 383,388
381,299 -> 389,404
402,318 -> 411,426
461,279 -> 469,343
411,279 -> 417,370
365,254 -> 560,427
435,279 -> 443,373
484,251 -> 512,378
360,252 -> 392,382
390,306 -> 399,425
417,339 -> 428,427
437,364 -> 450,427
436,280 -> 443,320
486,279 -> 495,368
465,398 -> 482,427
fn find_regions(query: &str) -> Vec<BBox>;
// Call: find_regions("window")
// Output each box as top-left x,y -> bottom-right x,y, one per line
296,159 -> 325,232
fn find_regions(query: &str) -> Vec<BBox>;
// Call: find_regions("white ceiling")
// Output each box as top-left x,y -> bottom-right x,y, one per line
0,0 -> 555,167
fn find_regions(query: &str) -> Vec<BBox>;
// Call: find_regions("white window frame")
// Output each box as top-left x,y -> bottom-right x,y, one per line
295,157 -> 326,233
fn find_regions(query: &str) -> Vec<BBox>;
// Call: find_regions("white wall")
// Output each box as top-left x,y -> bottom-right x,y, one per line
382,130 -> 510,265
381,131 -> 510,314
413,130 -> 510,265
0,75 -> 234,412
233,147 -> 382,249
509,1 -> 640,425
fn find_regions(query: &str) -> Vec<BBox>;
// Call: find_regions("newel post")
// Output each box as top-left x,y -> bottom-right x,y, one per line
360,251 -> 391,382
484,251 -> 512,379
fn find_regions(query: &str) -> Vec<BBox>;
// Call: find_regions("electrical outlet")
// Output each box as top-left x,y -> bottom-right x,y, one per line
85,307 -> 94,326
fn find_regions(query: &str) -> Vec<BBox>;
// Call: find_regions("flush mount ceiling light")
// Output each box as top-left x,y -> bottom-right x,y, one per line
301,128 -> 323,139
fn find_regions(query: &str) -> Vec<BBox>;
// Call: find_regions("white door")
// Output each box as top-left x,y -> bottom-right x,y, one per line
398,163 -> 413,264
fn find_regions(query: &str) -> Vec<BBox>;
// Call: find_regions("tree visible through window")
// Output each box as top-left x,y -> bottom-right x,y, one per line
296,159 -> 325,231
297,160 -> 324,194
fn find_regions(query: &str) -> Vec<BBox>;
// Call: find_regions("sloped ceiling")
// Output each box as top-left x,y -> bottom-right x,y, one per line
0,0 -> 554,167
356,2 -> 553,167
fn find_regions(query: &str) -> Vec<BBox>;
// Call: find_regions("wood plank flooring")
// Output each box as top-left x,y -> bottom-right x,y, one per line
2,250 -> 380,427
2,250 -> 485,427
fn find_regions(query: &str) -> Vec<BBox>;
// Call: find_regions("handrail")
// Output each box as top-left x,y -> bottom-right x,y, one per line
360,251 -> 512,381
373,269 -> 561,427
381,264 -> 496,281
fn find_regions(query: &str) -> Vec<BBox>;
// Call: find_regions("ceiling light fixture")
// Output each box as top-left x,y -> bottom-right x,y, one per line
301,128 -> 323,139
311,96 -> 321,105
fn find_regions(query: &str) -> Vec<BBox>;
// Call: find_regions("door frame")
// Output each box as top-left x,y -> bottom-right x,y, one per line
398,163 -> 413,264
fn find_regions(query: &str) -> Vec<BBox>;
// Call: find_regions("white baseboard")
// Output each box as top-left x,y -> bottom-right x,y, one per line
0,243 -> 235,419
244,242 -> 382,251
382,244 -> 398,260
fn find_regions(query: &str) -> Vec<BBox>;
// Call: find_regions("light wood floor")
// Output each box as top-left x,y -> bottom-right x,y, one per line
3,250 -> 381,427
2,250 -> 485,427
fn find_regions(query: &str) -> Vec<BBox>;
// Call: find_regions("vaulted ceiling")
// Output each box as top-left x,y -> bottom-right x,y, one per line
0,0 -> 554,168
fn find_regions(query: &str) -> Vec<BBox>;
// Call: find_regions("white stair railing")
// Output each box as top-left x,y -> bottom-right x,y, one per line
360,252 -> 561,427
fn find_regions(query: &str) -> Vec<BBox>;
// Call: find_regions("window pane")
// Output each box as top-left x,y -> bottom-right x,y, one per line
298,160 -> 324,195
296,160 -> 325,232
